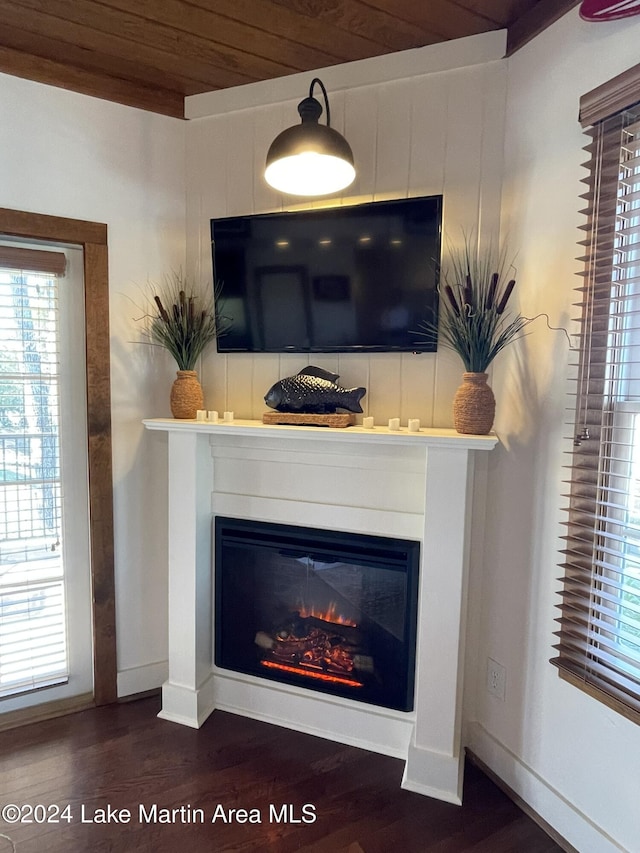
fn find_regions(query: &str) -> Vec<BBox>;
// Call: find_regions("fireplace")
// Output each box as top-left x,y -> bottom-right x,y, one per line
215,517 -> 419,711
143,418 -> 497,803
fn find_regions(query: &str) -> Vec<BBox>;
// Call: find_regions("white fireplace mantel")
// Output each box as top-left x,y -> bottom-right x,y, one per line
144,417 -> 497,804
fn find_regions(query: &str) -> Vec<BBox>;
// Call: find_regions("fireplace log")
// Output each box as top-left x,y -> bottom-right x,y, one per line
254,631 -> 275,650
353,654 -> 374,673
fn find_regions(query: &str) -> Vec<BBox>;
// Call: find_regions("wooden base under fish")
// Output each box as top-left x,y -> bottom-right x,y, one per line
262,412 -> 356,428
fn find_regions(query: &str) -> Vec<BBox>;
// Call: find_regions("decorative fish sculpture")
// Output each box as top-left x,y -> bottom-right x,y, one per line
264,366 -> 366,414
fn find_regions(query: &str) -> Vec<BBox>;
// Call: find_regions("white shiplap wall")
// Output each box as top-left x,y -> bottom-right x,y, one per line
186,41 -> 507,427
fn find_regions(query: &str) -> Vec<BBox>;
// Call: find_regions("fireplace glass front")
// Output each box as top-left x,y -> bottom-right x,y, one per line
214,517 -> 419,711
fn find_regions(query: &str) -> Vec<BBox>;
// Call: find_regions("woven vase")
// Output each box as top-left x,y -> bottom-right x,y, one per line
170,370 -> 204,419
453,372 -> 496,435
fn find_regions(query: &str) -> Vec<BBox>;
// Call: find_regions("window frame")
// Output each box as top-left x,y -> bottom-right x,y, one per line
0,208 -> 116,715
553,65 -> 640,724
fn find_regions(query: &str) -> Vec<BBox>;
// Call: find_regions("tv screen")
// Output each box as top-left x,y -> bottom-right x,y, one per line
211,195 -> 442,353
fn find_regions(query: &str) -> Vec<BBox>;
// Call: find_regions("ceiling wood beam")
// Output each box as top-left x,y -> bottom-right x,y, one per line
0,0 -> 260,91
10,0 -> 342,79
0,44 -> 185,117
0,0 -> 583,117
507,0 -> 581,54
0,20 -> 207,96
361,0 -> 499,40
453,0 -> 532,27
107,0 -> 357,65
266,0 -> 441,50
115,0 -> 389,64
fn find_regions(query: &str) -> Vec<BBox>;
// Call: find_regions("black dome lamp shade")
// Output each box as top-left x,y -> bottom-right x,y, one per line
264,78 -> 356,196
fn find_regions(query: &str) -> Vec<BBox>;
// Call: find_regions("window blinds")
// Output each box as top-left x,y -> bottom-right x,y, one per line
0,251 -> 68,697
0,246 -> 66,277
554,105 -> 640,720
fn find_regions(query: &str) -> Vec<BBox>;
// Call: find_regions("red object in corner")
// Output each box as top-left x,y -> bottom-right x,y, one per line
580,0 -> 640,20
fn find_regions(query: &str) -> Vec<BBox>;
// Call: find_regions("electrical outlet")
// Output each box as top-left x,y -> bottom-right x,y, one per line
486,657 -> 506,701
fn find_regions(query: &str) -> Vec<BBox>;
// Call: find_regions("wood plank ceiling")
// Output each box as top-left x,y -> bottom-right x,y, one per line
0,0 -> 580,118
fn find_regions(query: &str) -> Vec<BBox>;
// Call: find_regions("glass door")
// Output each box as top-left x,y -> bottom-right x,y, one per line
0,241 -> 93,711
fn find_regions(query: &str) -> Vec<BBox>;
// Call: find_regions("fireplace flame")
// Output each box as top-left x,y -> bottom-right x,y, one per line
298,600 -> 357,627
261,659 -> 363,688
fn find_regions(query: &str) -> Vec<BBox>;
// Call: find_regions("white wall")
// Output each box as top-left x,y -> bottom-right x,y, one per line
3,12 -> 639,848
185,34 -> 507,428
0,74 -> 186,695
467,10 -> 640,853
185,17 -> 640,850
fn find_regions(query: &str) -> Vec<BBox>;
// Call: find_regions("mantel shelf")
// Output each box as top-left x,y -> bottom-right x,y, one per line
143,417 -> 498,451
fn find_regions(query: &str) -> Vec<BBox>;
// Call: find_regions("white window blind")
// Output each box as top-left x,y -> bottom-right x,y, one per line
555,103 -> 640,720
0,251 -> 68,697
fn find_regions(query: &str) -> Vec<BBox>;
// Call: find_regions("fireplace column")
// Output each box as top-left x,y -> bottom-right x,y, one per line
402,444 -> 476,803
158,429 -> 216,727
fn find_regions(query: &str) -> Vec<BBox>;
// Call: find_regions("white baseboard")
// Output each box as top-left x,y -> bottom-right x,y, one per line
117,660 -> 168,698
213,671 -> 413,759
466,722 -> 627,853
158,674 -> 217,729
401,741 -> 463,805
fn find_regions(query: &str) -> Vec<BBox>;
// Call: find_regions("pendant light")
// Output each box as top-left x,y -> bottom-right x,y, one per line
265,78 -> 355,196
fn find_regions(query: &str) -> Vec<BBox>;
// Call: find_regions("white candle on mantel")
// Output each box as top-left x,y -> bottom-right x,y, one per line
196,409 -> 207,421
408,419 -> 420,432
208,411 -> 218,423
223,411 -> 234,423
388,417 -> 400,431
362,416 -> 374,429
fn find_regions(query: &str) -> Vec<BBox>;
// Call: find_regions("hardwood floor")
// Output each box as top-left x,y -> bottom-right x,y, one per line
0,696 -> 563,853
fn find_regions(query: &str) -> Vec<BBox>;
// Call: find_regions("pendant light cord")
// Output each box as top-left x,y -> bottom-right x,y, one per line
309,78 -> 331,127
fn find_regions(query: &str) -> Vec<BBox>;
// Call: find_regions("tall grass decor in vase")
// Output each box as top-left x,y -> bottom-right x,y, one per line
136,272 -> 230,418
419,240 -> 533,435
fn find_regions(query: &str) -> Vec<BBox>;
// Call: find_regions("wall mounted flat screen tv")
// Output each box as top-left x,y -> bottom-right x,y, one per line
211,194 -> 442,353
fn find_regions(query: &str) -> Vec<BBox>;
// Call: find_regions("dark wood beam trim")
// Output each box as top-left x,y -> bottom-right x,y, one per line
0,693 -> 95,733
0,207 -> 107,245
0,45 -> 185,118
557,668 -> 640,726
0,207 -> 118,708
451,0 -> 513,27
507,0 -> 580,55
83,240 -> 117,706
579,61 -> 640,127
